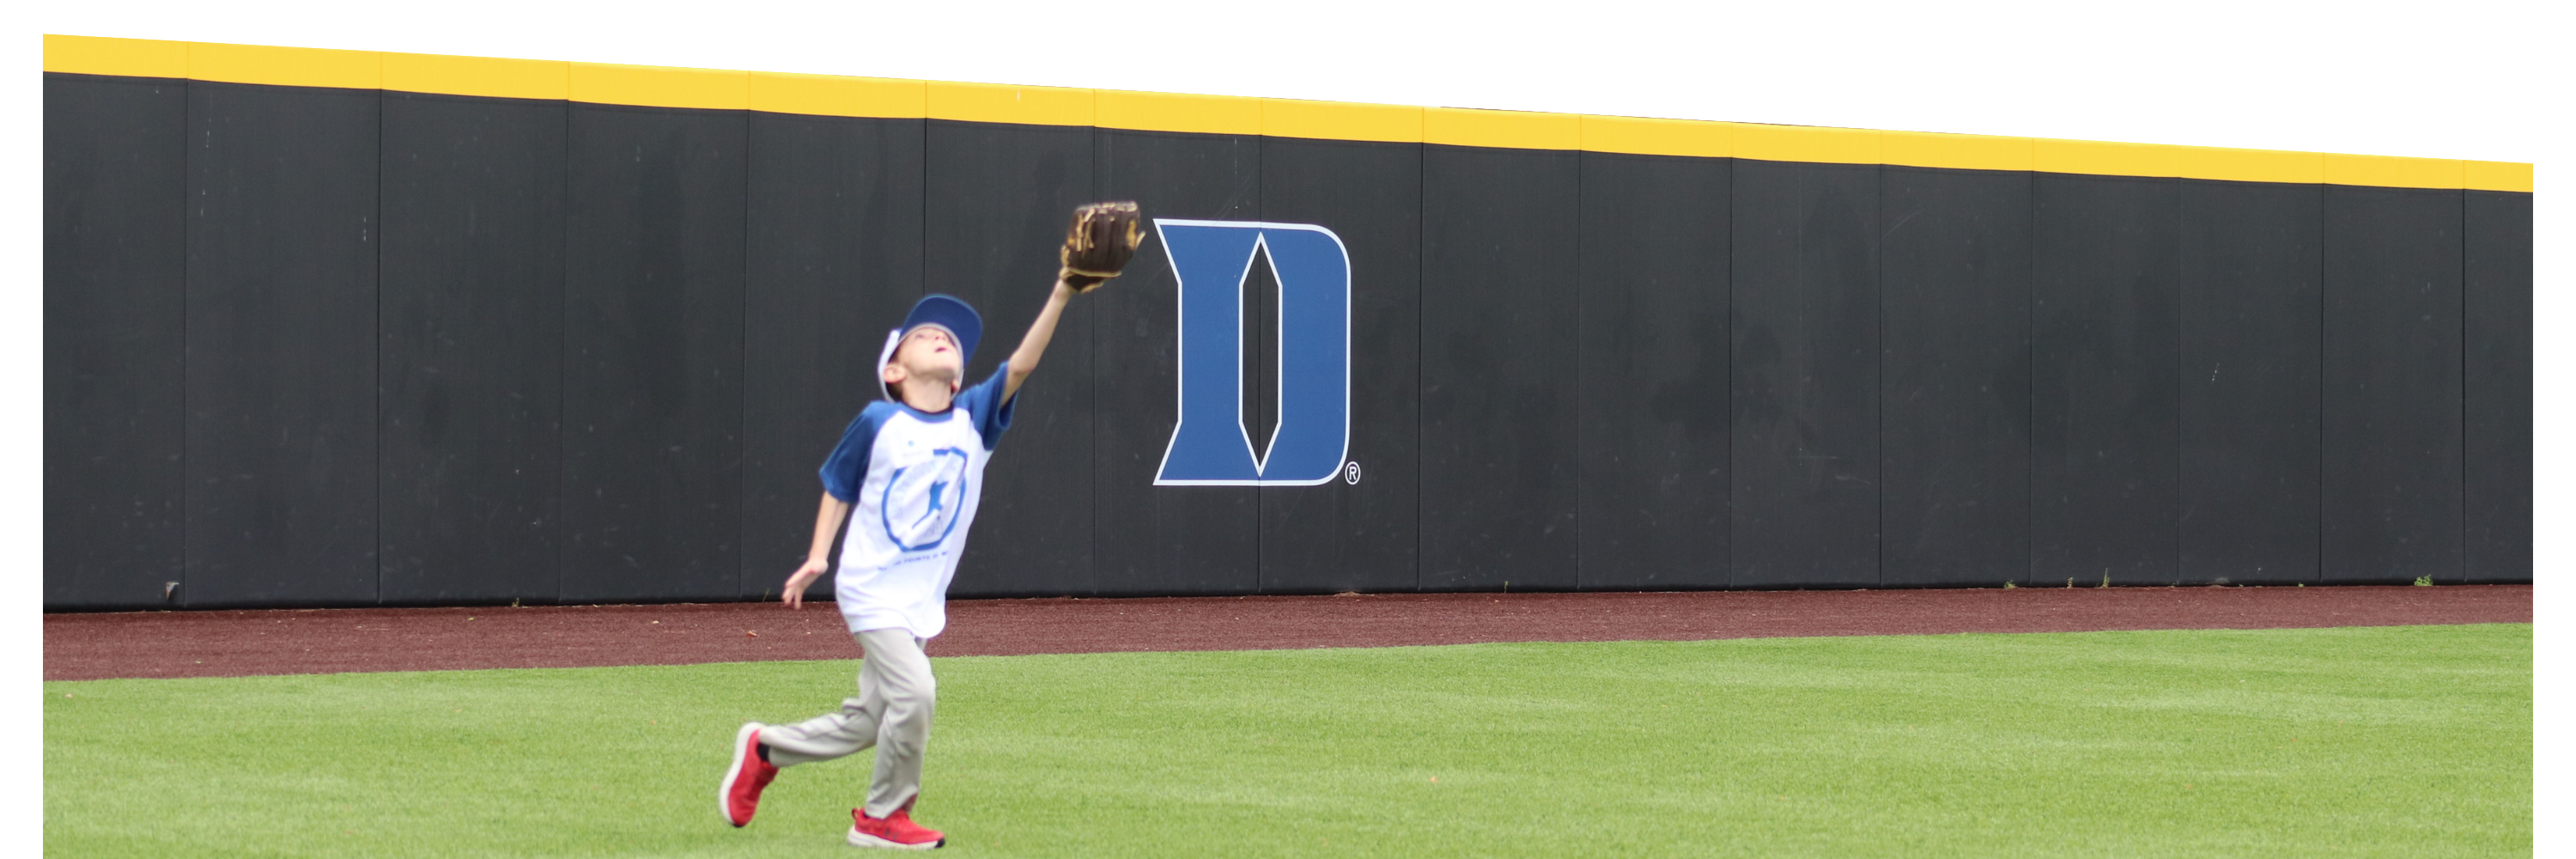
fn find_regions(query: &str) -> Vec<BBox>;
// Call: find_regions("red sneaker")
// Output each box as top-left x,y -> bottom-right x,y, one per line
718,722 -> 777,827
847,806 -> 945,850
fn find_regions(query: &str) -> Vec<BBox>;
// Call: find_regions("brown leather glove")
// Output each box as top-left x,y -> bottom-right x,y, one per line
1057,201 -> 1144,292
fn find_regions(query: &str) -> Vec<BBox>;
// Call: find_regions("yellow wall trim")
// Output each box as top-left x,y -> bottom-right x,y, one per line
1263,99 -> 1421,143
1097,89 -> 1260,136
1425,107 -> 1583,151
2035,138 -> 2179,179
2325,154 -> 2464,190
44,34 -> 186,79
750,72 -> 925,119
2177,146 -> 2324,185
384,52 -> 567,101
189,40 -> 380,90
1581,115 -> 1730,159
1737,124 -> 1880,166
43,34 -> 2528,192
1884,131 -> 2032,173
570,63 -> 745,111
2466,161 -> 2534,193
927,82 -> 1093,127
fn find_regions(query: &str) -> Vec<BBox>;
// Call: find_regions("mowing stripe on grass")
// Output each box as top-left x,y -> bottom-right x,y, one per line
46,624 -> 2528,858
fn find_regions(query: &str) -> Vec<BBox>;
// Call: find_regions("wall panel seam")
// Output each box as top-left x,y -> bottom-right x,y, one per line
1723,156 -> 1736,589
1415,140 -> 1426,593
2024,169 -> 2036,588
1571,154 -> 1585,590
739,109 -> 754,600
1253,133 -> 1267,594
1090,127 -> 1101,596
374,88 -> 386,604
179,76 -> 193,608
556,100 -> 573,606
1874,165 -> 1886,588
2021,169 -> 2032,587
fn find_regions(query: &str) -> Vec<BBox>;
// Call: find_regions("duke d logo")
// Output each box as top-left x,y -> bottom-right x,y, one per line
1151,220 -> 1352,486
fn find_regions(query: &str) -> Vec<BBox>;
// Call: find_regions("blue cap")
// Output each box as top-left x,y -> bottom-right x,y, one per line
878,294 -> 984,400
902,294 -> 982,362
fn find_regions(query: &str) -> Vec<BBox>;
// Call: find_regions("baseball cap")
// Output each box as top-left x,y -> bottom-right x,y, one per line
878,294 -> 984,400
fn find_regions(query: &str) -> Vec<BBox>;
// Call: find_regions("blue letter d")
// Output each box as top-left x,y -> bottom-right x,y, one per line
1152,220 -> 1351,486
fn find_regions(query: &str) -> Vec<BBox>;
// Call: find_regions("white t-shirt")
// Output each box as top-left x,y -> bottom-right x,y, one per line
817,365 -> 1015,639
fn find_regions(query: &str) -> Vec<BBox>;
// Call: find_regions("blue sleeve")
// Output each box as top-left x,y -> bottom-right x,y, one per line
956,362 -> 1017,451
817,403 -> 895,503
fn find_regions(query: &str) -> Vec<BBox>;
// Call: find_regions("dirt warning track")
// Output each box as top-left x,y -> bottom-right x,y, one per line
43,584 -> 2530,681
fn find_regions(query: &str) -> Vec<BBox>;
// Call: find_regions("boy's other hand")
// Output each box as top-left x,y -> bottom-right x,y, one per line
781,558 -> 830,609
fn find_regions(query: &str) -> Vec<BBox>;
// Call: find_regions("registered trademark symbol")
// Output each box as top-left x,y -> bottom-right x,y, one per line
1343,461 -> 1363,484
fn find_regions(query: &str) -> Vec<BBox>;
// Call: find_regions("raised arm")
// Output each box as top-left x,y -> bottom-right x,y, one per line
1002,281 -> 1078,401
1005,201 -> 1140,399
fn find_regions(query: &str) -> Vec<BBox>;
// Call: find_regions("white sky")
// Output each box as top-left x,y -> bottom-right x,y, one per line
6,0 -> 2562,849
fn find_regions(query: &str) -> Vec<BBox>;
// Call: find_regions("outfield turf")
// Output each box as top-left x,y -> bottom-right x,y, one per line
46,624 -> 2527,857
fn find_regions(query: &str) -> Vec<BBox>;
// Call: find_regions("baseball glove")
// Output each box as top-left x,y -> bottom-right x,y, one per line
1057,201 -> 1144,292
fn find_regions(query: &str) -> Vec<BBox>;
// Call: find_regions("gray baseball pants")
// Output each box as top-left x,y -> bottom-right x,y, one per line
758,627 -> 935,817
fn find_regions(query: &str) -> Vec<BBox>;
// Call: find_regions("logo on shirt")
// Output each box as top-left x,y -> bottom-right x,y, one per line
881,447 -> 971,551
1151,220 -> 1352,486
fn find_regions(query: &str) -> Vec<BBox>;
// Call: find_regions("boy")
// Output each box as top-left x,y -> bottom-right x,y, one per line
720,203 -> 1140,850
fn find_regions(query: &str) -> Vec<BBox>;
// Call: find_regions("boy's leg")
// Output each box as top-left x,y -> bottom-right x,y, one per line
762,648 -> 896,766
854,628 -> 937,818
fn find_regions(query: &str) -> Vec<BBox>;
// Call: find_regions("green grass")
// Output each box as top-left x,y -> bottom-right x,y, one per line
46,624 -> 2528,858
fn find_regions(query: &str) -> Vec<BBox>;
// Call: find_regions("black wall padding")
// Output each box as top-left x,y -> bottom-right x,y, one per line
184,82 -> 382,607
742,113 -> 927,600
1878,167 -> 2031,588
44,74 -> 187,610
1731,161 -> 1880,588
1418,144 -> 1583,592
2464,191 -> 2533,583
41,80 -> 2535,609
2032,174 -> 2182,587
377,92 -> 568,605
558,104 -> 749,602
925,120 -> 1100,598
1091,129 -> 1262,595
2321,186 -> 2464,583
1256,137 -> 1423,594
1575,153 -> 1731,590
2178,180 -> 2321,584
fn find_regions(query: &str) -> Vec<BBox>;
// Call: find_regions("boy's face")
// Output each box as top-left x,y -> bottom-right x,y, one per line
884,325 -> 963,394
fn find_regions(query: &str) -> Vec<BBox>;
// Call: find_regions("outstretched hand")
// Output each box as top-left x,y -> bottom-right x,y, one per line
1056,201 -> 1142,292
782,557 -> 829,609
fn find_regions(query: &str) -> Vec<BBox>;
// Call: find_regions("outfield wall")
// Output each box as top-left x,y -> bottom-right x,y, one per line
42,36 -> 2534,610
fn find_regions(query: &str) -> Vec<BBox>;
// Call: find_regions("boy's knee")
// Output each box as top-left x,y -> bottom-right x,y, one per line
884,679 -> 936,712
